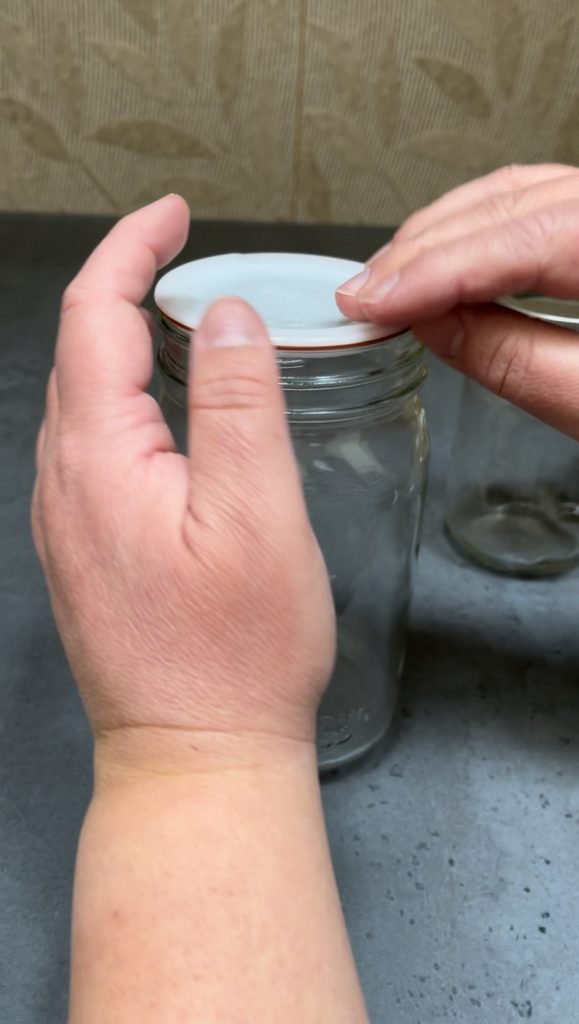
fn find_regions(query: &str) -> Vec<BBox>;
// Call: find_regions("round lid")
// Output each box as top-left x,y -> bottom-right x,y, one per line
498,294 -> 579,328
154,252 -> 405,350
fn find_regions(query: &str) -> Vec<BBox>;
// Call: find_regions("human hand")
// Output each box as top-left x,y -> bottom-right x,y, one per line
336,164 -> 579,440
31,197 -> 335,777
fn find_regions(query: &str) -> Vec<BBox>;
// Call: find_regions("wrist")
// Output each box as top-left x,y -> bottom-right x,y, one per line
71,721 -> 365,1024
92,725 -> 318,796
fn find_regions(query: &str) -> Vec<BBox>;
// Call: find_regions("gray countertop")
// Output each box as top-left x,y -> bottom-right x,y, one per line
1,215 -> 578,1024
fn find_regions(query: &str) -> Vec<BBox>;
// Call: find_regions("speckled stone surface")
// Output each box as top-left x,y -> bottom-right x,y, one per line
1,215 -> 578,1024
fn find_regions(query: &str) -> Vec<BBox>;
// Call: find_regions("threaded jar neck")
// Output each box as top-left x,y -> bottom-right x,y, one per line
157,315 -> 426,422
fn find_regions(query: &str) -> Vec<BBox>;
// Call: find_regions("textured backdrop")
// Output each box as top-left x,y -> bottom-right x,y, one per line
1,0 -> 578,223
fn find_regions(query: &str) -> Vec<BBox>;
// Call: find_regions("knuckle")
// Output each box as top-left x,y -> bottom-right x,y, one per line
393,214 -> 421,243
60,280 -> 84,315
61,280 -> 96,316
507,207 -> 560,273
500,162 -> 529,190
193,351 -> 272,412
500,162 -> 574,191
193,376 -> 270,413
484,187 -> 522,226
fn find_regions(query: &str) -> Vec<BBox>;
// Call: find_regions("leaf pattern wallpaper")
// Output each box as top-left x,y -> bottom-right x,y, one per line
0,0 -> 578,223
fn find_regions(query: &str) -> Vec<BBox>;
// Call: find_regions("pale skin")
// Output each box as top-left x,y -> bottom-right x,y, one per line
32,165 -> 579,1022
32,195 -> 366,1024
337,163 -> 579,441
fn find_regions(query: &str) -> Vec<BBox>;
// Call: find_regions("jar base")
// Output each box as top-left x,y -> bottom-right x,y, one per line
316,719 -> 390,772
445,500 -> 579,577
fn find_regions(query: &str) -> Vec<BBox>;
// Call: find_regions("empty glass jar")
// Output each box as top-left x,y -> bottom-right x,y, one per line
155,253 -> 429,769
445,296 -> 579,576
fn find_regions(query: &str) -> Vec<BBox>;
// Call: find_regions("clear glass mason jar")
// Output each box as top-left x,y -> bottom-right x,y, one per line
445,296 -> 579,577
155,254 -> 429,770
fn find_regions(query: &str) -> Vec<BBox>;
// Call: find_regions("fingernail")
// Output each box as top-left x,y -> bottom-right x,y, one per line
336,267 -> 372,298
417,314 -> 466,360
367,242 -> 392,266
360,272 -> 400,308
196,300 -> 254,348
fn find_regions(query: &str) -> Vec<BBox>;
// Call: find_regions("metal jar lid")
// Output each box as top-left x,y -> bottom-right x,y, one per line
497,294 -> 579,330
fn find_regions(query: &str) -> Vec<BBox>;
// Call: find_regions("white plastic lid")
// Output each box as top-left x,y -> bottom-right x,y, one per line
154,252 -> 405,350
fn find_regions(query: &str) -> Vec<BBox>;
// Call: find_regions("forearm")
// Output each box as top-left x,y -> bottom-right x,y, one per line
68,736 -> 368,1024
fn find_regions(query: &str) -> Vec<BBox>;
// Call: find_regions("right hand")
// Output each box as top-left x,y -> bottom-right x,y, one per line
336,164 -> 579,440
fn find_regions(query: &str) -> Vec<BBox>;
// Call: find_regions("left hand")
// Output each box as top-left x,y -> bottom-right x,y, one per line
31,196 -> 335,778
336,163 -> 579,440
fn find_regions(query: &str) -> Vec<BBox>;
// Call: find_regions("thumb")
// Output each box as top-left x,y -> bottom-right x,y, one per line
187,297 -> 305,527
414,303 -> 579,441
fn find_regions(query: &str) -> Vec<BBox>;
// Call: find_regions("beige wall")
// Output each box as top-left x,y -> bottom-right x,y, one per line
1,0 -> 578,223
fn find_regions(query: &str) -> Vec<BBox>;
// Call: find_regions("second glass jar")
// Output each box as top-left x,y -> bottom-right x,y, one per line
445,296 -> 579,576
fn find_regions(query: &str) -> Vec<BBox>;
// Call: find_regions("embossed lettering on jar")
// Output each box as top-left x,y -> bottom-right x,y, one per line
155,253 -> 430,770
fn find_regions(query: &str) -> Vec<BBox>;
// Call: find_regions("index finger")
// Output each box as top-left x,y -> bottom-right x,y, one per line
387,163 -> 574,247
55,195 -> 190,422
343,201 -> 579,327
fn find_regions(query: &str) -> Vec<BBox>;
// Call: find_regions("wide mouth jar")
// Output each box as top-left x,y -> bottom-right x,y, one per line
154,252 -> 430,771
